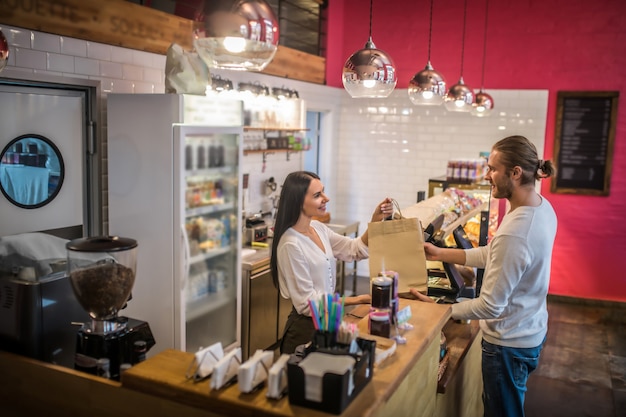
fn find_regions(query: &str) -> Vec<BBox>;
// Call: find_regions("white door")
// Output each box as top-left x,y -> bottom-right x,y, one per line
0,81 -> 96,238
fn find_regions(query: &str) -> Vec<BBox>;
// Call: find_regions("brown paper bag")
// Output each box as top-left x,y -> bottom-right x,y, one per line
368,201 -> 428,294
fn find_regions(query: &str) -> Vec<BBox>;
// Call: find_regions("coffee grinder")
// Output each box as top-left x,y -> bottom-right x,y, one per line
66,236 -> 155,380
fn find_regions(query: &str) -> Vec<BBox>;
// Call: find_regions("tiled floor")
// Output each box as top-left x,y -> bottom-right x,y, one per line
347,275 -> 626,417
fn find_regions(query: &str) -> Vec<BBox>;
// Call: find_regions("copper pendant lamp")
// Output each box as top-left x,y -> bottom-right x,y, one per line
472,0 -> 495,117
408,0 -> 446,105
444,0 -> 474,112
342,0 -> 397,98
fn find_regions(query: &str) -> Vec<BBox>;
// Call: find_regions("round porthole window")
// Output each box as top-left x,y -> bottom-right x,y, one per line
0,134 -> 65,209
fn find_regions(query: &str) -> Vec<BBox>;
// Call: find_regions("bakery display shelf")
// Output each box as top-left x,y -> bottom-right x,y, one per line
441,202 -> 488,240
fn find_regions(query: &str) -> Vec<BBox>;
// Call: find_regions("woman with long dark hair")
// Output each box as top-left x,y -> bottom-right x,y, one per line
270,171 -> 393,354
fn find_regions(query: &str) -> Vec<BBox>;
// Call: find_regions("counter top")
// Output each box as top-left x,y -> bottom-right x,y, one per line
121,298 -> 451,417
241,245 -> 270,272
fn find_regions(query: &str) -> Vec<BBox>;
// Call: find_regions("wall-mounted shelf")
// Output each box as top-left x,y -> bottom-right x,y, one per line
243,127 -> 310,164
243,148 -> 301,161
243,126 -> 309,132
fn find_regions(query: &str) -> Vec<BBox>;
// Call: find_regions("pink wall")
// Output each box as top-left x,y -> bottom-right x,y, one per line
326,0 -> 626,302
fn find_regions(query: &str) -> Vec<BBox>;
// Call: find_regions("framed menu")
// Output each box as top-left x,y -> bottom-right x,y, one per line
551,91 -> 618,195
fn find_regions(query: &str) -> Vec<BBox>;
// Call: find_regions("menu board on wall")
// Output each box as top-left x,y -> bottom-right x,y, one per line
551,91 -> 618,195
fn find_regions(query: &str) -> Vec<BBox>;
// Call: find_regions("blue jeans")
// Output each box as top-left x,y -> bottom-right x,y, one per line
481,338 -> 545,417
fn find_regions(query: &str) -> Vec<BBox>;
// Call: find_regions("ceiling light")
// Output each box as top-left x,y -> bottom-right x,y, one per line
193,0 -> 279,72
209,74 -> 233,92
444,0 -> 474,112
445,77 -> 474,112
342,0 -> 397,98
238,81 -> 264,95
408,0 -> 446,105
472,0 -> 495,117
473,91 -> 494,117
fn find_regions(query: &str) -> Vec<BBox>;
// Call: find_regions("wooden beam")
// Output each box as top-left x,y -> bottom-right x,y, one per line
0,0 -> 325,85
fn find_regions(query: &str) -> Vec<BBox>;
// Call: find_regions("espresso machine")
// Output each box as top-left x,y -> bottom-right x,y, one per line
66,236 -> 155,380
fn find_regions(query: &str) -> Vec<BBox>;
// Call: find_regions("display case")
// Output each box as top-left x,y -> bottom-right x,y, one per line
426,175 -> 499,245
404,180 -> 502,298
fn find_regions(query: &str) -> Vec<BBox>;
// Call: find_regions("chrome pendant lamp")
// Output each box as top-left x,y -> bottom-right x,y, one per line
472,0 -> 495,117
342,0 -> 397,98
408,0 -> 446,105
444,0 -> 474,112
193,0 -> 279,71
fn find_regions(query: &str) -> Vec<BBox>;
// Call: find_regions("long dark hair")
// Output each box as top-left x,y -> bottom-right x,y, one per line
492,135 -> 556,185
270,171 -> 320,289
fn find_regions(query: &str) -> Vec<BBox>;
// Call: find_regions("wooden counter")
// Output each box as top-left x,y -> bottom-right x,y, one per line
121,298 -> 450,417
0,298 -> 484,417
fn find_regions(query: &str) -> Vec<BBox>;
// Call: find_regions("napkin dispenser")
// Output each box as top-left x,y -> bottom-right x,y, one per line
186,342 -> 224,381
266,353 -> 290,399
238,349 -> 273,394
210,347 -> 241,390
287,335 -> 375,414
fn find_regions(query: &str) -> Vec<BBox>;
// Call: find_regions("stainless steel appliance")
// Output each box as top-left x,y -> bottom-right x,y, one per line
0,270 -> 90,368
0,232 -> 90,368
244,215 -> 268,245
67,236 -> 155,380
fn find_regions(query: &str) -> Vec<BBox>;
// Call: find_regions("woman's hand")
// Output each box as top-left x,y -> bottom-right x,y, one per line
371,197 -> 394,222
344,293 -> 371,305
409,288 -> 435,303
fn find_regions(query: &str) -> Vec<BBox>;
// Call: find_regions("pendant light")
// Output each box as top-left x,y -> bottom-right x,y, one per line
472,0 -> 495,117
0,30 -> 9,74
193,0 -> 279,72
408,0 -> 446,105
444,0 -> 474,112
342,0 -> 397,98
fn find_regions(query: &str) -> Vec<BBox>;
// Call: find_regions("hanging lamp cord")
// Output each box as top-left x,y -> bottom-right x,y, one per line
368,0 -> 374,39
480,0 -> 490,90
460,0 -> 468,77
427,0 -> 434,62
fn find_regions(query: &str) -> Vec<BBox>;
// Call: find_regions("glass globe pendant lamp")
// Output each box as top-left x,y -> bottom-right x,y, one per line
342,0 -> 397,98
472,0 -> 495,117
193,0 -> 279,71
444,76 -> 474,112
408,0 -> 446,105
408,62 -> 446,105
472,90 -> 494,117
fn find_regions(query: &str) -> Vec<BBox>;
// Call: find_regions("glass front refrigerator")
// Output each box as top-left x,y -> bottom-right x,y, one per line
107,94 -> 243,356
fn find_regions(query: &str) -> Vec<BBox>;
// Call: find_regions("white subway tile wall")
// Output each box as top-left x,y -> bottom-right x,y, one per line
1,25 -> 548,277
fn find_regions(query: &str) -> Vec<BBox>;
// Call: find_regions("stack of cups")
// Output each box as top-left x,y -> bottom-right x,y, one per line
369,275 -> 393,338
379,271 -> 399,324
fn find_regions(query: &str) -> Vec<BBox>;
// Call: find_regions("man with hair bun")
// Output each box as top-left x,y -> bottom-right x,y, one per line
411,135 -> 557,417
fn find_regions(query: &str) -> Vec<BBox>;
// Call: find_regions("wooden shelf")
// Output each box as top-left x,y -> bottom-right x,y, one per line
242,148 -> 306,162
243,148 -> 298,154
243,127 -> 309,132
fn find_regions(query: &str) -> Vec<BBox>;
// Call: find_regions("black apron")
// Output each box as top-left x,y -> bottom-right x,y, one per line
279,306 -> 315,354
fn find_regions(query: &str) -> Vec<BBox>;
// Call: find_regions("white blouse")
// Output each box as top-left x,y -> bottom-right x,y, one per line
276,220 -> 369,316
